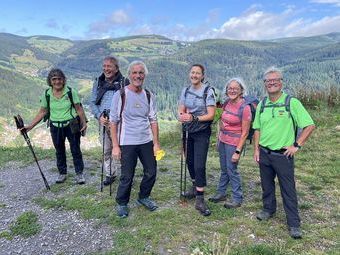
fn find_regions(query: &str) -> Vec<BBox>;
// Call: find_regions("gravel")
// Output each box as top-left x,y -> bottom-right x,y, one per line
0,159 -> 115,255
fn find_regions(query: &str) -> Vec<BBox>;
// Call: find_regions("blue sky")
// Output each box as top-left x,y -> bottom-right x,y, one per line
1,0 -> 340,41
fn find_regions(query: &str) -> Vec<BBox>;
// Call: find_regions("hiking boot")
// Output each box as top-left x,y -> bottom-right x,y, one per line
76,173 -> 85,185
224,201 -> 242,209
116,205 -> 129,218
137,197 -> 158,211
208,193 -> 227,203
195,195 -> 211,216
56,174 -> 67,184
103,175 -> 116,186
183,185 -> 196,200
256,210 -> 274,221
289,227 -> 302,239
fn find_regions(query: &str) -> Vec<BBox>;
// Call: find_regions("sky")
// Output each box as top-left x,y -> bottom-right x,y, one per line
1,0 -> 340,41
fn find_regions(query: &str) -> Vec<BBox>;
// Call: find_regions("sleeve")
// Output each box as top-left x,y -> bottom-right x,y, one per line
109,90 -> 121,124
252,101 -> 262,129
71,88 -> 81,104
290,98 -> 314,128
242,105 -> 252,121
39,91 -> 48,109
148,91 -> 158,123
178,87 -> 187,105
89,79 -> 100,119
206,87 -> 216,106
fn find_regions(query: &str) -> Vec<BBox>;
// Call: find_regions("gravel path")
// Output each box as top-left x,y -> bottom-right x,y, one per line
0,159 -> 115,255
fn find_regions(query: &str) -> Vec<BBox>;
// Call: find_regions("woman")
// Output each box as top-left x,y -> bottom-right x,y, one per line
178,64 -> 216,216
209,78 -> 251,208
23,68 -> 87,184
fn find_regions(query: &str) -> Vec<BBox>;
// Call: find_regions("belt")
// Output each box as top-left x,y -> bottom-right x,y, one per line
220,130 -> 241,138
260,146 -> 286,155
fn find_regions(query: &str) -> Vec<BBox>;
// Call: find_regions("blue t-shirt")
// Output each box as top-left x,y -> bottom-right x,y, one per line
179,84 -> 216,116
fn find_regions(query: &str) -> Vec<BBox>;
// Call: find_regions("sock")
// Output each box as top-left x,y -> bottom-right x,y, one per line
196,190 -> 204,196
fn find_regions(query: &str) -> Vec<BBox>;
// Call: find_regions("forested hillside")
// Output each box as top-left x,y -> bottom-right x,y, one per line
0,32 -> 339,120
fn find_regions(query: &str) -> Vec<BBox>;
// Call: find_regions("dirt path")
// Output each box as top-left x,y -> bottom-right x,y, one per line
0,160 -> 114,255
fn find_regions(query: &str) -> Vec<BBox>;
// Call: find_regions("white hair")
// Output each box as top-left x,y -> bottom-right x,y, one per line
127,60 -> 149,76
224,77 -> 247,96
263,66 -> 283,80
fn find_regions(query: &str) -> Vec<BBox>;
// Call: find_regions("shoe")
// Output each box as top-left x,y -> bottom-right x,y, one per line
224,201 -> 242,209
183,185 -> 196,200
76,173 -> 85,185
289,227 -> 302,239
56,174 -> 67,184
256,210 -> 274,221
195,195 -> 211,216
137,197 -> 158,211
103,175 -> 116,186
116,205 -> 129,218
208,193 -> 227,203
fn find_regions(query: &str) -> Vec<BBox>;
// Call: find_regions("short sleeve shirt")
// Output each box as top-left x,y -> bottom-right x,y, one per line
179,84 -> 216,116
252,93 -> 314,150
40,86 -> 80,123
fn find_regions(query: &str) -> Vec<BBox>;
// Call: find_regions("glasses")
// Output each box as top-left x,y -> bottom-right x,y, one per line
264,78 -> 282,84
51,77 -> 63,81
227,87 -> 240,92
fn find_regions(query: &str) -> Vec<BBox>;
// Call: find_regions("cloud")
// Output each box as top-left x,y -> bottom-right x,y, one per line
87,9 -> 133,38
310,0 -> 340,7
46,19 -> 59,29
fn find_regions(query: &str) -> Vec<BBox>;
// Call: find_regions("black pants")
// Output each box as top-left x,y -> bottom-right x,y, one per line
50,124 -> 84,175
259,147 -> 300,227
116,141 -> 157,205
184,127 -> 211,187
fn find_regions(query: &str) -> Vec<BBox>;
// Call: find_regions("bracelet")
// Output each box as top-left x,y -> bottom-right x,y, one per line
192,114 -> 199,122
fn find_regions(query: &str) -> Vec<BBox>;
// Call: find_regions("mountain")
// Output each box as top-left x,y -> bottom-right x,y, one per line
0,32 -> 339,121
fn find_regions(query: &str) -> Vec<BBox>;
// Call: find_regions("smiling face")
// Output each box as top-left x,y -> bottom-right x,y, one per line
189,66 -> 204,86
50,76 -> 65,90
226,80 -> 243,101
129,64 -> 145,88
102,59 -> 118,81
264,72 -> 283,95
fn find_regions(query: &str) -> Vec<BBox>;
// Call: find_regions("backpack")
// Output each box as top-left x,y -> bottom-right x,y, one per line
222,95 -> 259,143
43,86 -> 75,123
95,74 -> 129,105
182,84 -> 216,133
259,94 -> 301,141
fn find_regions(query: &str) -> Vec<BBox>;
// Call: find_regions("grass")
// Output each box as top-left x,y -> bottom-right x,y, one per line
1,211 -> 42,239
2,105 -> 340,254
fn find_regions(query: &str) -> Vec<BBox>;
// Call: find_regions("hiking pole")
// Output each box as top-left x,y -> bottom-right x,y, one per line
180,126 -> 188,201
109,158 -> 112,196
14,115 -> 50,190
100,109 -> 110,193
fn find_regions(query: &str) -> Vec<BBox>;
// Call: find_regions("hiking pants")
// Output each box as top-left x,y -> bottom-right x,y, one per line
217,142 -> 243,203
116,141 -> 157,205
185,127 -> 211,188
50,124 -> 84,175
259,147 -> 300,227
99,123 -> 120,177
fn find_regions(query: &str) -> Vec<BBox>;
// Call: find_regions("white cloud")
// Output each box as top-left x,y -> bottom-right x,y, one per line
87,9 -> 133,38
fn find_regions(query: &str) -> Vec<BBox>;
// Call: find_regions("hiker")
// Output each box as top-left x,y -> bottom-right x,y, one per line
90,56 -> 129,186
178,64 -> 216,216
110,60 -> 161,218
22,68 -> 87,184
209,78 -> 251,208
253,67 -> 315,239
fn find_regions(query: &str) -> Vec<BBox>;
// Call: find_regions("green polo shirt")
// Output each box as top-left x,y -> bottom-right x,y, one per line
253,92 -> 314,150
40,86 -> 80,123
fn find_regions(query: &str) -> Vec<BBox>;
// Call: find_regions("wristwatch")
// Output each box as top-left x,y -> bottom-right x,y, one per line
235,149 -> 241,154
293,142 -> 301,149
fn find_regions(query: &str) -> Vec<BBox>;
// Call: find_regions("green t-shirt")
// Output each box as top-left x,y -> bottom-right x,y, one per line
252,92 -> 314,150
40,86 -> 80,123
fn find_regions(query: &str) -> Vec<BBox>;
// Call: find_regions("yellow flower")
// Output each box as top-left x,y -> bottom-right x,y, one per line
155,150 -> 165,161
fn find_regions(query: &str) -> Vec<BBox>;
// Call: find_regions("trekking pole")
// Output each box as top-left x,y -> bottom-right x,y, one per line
100,110 -> 109,192
180,126 -> 188,201
14,115 -> 50,190
109,158 -> 112,196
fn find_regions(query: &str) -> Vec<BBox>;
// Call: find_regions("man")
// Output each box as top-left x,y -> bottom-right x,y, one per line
253,67 -> 315,239
90,56 -> 129,186
110,60 -> 161,218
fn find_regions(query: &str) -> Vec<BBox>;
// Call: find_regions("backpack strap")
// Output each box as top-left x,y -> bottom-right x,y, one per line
259,97 -> 267,114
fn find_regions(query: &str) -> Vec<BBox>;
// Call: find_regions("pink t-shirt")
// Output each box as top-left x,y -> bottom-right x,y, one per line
219,99 -> 251,146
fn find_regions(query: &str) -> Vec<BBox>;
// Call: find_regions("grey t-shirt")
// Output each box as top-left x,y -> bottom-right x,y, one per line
110,87 -> 157,145
179,84 -> 216,116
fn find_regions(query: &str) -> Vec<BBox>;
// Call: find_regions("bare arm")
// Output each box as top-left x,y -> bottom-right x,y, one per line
24,108 -> 48,132
284,124 -> 316,157
151,122 -> 161,155
110,122 -> 121,160
197,106 -> 216,122
74,104 -> 87,132
231,119 -> 251,162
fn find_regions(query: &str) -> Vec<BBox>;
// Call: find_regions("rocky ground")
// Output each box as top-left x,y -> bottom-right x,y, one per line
0,159 -> 114,255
